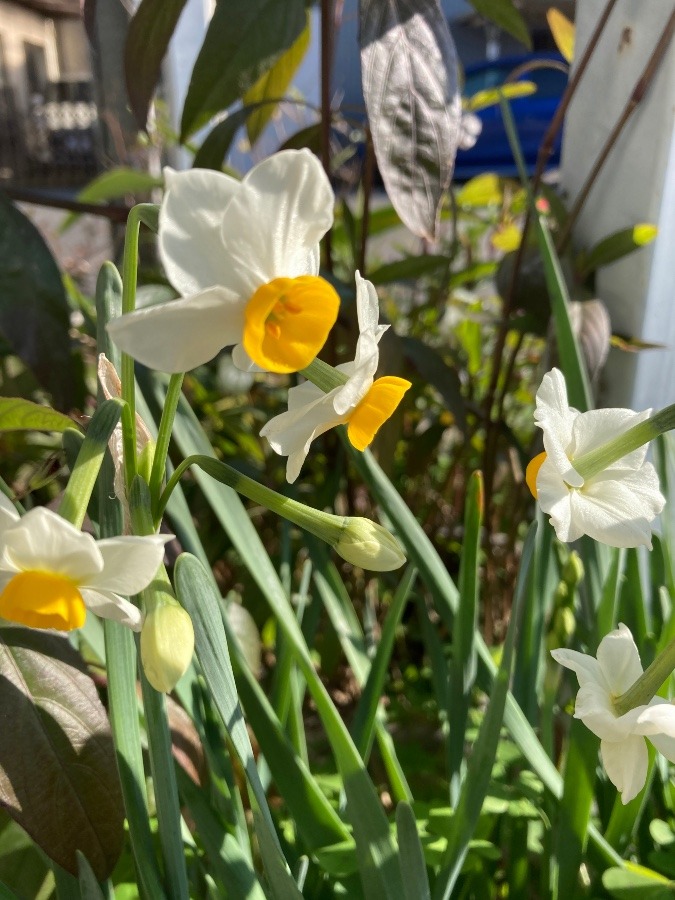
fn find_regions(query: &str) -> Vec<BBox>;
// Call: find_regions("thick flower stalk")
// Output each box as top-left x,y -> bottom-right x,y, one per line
107,149 -> 339,375
526,368 -> 665,547
552,624 -> 675,804
0,493 -> 170,631
260,271 -> 411,482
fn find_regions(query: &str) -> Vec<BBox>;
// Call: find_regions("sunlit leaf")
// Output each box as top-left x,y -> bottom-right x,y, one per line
360,0 -> 461,239
0,398 -> 74,433
0,628 -> 124,879
492,223 -> 522,252
244,14 -> 311,145
466,81 -> 536,112
61,168 -> 163,231
125,0 -> 190,129
0,195 -> 84,411
180,0 -> 306,139
547,8 -> 575,63
577,224 -> 658,279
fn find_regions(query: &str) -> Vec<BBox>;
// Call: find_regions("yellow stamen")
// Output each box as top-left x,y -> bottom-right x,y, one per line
0,570 -> 86,631
243,275 -> 340,374
347,376 -> 411,452
526,451 -> 547,499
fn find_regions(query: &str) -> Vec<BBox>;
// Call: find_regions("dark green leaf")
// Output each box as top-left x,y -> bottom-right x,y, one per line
244,15 -> 311,145
578,224 -> 657,280
360,0 -> 461,239
401,336 -> 466,433
367,255 -> 451,285
0,398 -> 74,433
193,108 -> 252,170
76,852 -> 106,900
125,0 -> 190,129
396,802 -> 431,900
468,0 -> 531,48
0,629 -> 124,879
0,194 -> 83,411
180,0 -> 306,139
278,123 -> 322,154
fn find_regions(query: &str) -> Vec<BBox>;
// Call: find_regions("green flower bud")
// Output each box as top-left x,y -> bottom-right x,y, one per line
141,601 -> 194,693
334,517 -> 406,571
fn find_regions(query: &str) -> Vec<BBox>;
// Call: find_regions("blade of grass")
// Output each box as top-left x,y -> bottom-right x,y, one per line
433,524 -> 537,900
448,471 -> 483,804
396,801 -> 431,900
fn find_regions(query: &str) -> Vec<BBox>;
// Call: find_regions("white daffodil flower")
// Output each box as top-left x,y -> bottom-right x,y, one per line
0,493 -> 171,632
526,368 -> 664,547
552,624 -> 675,804
107,149 -> 340,375
260,272 -> 411,483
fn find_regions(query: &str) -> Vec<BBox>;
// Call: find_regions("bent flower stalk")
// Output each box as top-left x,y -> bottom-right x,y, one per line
107,149 -> 339,375
0,493 -> 170,631
526,368 -> 665,548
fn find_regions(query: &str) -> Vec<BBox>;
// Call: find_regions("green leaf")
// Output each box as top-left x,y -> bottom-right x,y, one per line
125,0 -> 190,129
359,0 -> 461,239
0,398 -> 74,433
367,255 -> 451,286
578,224 -> 658,280
61,169 -> 163,232
0,194 -> 83,411
468,0 -> 532,48
0,629 -> 124,880
193,108 -> 252,170
244,14 -> 311,144
76,852 -> 106,900
396,802 -> 431,900
180,0 -> 306,139
603,864 -> 675,899
401,337 -> 467,433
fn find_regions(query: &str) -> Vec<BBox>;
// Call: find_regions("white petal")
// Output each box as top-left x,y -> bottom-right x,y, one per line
536,460 -> 580,542
80,588 -> 143,631
596,623 -> 643,695
87,534 -> 171,596
634,699 -> 675,739
569,407 -> 651,464
333,348 -> 378,417
575,682 -> 630,740
0,493 -> 20,537
218,150 -> 334,299
648,731 -> 675,763
600,735 -> 648,804
1,508 -> 102,582
231,343 -> 265,374
458,111 -> 482,149
107,288 -> 244,373
534,369 -> 584,488
568,469 -> 664,548
287,378 -> 325,411
550,647 -> 605,687
159,167 -> 240,296
261,388 -> 345,483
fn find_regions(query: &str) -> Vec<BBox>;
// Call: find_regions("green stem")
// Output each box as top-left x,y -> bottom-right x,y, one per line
301,357 -> 348,393
119,205 -> 155,489
614,634 -> 675,716
573,404 -> 675,482
156,454 -> 346,546
150,372 -> 185,519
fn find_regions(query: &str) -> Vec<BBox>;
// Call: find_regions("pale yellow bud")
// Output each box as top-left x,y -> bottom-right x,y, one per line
141,602 -> 194,693
334,518 -> 406,572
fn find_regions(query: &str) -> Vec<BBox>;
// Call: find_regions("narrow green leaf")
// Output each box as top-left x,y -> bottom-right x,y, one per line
359,0 -> 461,239
76,852 -> 106,900
396,802 -> 431,900
176,768 -> 266,899
0,629 -> 124,880
0,880 -> 18,900
468,0 -> 532,48
180,0 -> 305,139
244,14 -> 311,144
125,0 -> 190,129
434,524 -> 536,899
367,255 -> 451,285
448,471 -> 483,801
578,224 -> 657,280
193,108 -> 252,170
252,808 -> 303,900
0,398 -> 74,433
0,194 -> 83,411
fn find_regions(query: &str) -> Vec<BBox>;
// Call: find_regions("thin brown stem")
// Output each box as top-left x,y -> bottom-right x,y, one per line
5,187 -> 130,221
321,0 -> 334,273
557,9 -> 675,254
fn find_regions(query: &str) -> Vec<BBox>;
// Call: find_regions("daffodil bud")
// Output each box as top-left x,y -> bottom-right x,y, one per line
334,518 -> 405,572
141,601 -> 194,693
